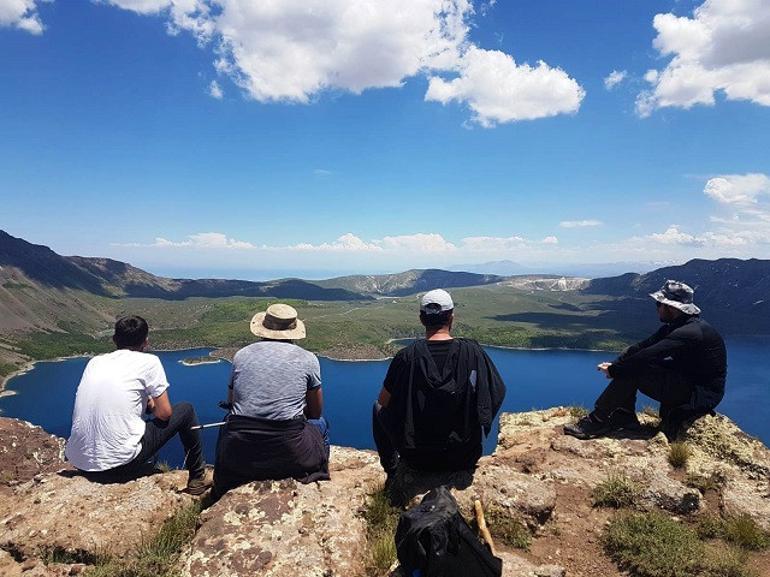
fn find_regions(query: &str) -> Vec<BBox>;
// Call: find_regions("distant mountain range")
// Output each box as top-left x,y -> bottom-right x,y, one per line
2,230 -> 769,336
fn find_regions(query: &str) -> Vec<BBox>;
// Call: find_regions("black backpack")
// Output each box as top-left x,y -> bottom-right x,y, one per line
395,486 -> 503,577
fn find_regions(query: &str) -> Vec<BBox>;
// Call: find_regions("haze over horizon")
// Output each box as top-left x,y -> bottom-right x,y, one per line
2,1 -> 769,276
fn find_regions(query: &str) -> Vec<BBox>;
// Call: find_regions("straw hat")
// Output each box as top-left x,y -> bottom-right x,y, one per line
250,304 -> 306,340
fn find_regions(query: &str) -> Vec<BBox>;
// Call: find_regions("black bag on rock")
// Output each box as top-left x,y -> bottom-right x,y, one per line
395,486 -> 502,577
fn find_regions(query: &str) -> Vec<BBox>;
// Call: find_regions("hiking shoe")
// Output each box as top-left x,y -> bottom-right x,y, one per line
185,470 -> 212,496
563,414 -> 614,440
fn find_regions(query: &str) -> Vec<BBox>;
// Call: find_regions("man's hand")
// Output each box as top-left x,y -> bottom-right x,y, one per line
597,362 -> 613,378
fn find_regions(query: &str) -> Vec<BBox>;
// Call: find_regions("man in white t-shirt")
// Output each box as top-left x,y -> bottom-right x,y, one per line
66,316 -> 208,494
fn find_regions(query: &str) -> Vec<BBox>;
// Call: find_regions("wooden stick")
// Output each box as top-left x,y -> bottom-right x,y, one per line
474,499 -> 497,556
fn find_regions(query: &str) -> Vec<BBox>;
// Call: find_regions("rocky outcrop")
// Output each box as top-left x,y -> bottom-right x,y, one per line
0,469 -> 194,560
0,418 -> 66,495
0,410 -> 769,577
181,447 -> 382,577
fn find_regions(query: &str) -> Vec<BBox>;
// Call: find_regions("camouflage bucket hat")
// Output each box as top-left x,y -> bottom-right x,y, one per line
649,280 -> 701,315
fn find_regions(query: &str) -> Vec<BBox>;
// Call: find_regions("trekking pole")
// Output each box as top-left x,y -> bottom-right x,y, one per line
190,421 -> 226,430
474,499 -> 497,556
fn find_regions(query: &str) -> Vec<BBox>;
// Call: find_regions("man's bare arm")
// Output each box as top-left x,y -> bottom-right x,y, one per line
151,391 -> 173,421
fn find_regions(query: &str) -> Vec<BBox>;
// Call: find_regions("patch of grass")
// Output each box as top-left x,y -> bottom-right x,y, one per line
592,473 -> 640,509
568,406 -> 589,419
603,511 -> 755,577
696,513 -> 769,551
697,514 -> 725,540
686,472 -> 725,493
0,362 -> 17,378
722,515 -> 770,551
484,504 -> 531,550
15,333 -> 112,361
154,461 -> 172,473
362,485 -> 400,576
84,502 -> 202,577
668,442 -> 691,469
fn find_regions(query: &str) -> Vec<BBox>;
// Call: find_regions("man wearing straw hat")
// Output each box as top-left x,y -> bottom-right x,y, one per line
213,303 -> 329,498
565,280 -> 727,441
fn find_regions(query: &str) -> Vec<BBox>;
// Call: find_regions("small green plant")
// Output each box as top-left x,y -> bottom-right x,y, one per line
84,502 -> 202,577
686,472 -> 724,493
668,442 -> 691,469
568,406 -> 589,419
154,461 -> 172,473
363,485 -> 400,576
697,514 -> 725,540
722,514 -> 770,551
603,511 -> 755,577
592,473 -> 640,509
484,504 -> 531,550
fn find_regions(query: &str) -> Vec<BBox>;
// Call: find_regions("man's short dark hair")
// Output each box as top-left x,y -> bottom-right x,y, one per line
420,309 -> 453,328
113,316 -> 149,349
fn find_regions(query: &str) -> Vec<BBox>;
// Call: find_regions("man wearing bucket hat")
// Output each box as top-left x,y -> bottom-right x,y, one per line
565,280 -> 727,441
213,304 -> 329,498
373,289 -> 506,502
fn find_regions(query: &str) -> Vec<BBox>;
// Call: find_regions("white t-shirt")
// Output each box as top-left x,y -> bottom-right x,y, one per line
65,349 -> 170,472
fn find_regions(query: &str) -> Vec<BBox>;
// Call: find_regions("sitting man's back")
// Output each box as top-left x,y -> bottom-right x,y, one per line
213,304 -> 330,498
66,316 -> 208,494
373,289 -> 506,498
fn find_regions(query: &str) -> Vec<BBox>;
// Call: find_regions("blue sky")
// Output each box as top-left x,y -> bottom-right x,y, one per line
1,0 -> 769,278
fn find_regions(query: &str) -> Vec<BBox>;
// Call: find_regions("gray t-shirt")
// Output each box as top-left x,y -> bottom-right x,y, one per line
230,341 -> 322,420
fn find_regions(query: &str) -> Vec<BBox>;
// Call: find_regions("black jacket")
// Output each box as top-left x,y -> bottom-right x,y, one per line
383,338 -> 506,471
213,414 -> 329,499
608,315 -> 727,415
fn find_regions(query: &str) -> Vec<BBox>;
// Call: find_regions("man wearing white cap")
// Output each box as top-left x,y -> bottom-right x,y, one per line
213,303 -> 329,498
373,289 -> 506,498
565,280 -> 727,441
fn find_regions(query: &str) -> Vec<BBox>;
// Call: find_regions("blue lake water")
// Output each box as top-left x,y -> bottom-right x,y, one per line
1,339 -> 767,468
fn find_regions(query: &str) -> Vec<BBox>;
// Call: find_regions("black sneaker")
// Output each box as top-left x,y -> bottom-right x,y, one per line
563,414 -> 614,440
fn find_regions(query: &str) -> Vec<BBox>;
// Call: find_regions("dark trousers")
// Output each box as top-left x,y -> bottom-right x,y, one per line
91,402 -> 204,481
373,402 -> 399,475
593,369 -> 693,423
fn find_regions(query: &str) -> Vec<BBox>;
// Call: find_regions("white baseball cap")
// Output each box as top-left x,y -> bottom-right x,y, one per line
420,289 -> 454,314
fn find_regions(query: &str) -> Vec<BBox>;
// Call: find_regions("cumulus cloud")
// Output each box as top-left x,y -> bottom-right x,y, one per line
650,225 -> 706,246
99,0 -> 584,125
116,232 -> 256,249
704,173 -> 770,205
425,46 -> 585,126
559,219 -> 603,228
0,0 -> 45,34
643,172 -> 770,252
638,0 -> 770,116
603,70 -> 627,90
208,79 -> 223,99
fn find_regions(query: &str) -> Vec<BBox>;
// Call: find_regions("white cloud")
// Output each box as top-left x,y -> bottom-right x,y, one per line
0,0 -> 45,34
460,235 -> 526,252
603,70 -> 627,90
425,46 -> 585,126
559,219 -> 603,228
101,0 -> 584,126
650,225 -> 706,246
542,236 -> 559,245
116,232 -> 255,249
639,0 -> 770,115
704,173 -> 770,205
287,233 -> 382,253
208,79 -> 223,99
